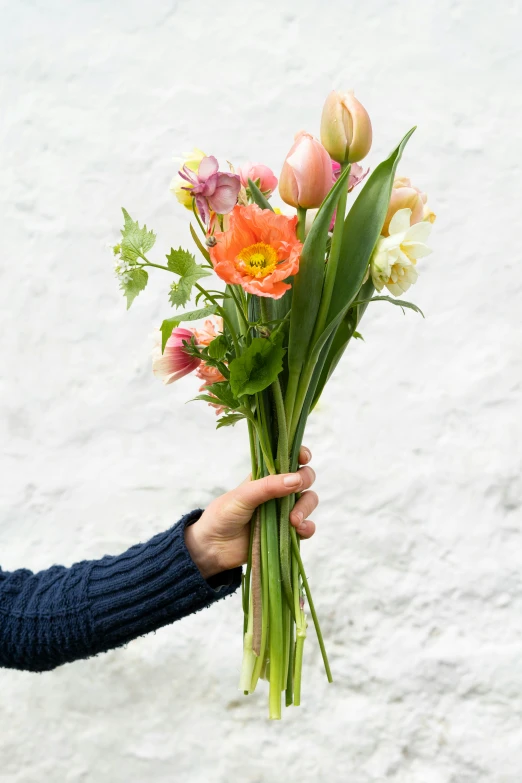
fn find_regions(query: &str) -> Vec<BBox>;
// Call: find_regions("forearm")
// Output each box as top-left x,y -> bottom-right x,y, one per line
0,511 -> 241,673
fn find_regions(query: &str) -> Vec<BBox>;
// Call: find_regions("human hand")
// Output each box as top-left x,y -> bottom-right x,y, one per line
184,446 -> 318,579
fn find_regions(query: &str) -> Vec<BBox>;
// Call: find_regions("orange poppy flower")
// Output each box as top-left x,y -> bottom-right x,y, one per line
209,204 -> 302,299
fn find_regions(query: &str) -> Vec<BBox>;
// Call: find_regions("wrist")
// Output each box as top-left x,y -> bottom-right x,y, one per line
184,522 -> 219,580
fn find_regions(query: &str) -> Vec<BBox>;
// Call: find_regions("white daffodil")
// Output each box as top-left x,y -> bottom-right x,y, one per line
370,207 -> 432,296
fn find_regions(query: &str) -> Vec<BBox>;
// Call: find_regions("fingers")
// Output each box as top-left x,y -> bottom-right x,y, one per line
290,490 -> 318,539
233,466 -> 316,513
298,445 -> 312,466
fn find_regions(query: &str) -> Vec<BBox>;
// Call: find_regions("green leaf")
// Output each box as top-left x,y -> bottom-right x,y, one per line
352,295 -> 425,318
120,208 -> 156,263
166,247 -> 211,308
200,381 -> 241,409
247,178 -> 274,212
304,128 -> 417,376
287,165 -> 352,378
312,277 -> 374,406
121,268 -> 148,309
229,331 -> 285,397
223,284 -> 241,340
160,305 -> 218,352
353,331 -> 364,340
207,334 -> 228,359
325,128 -> 416,333
216,412 -> 246,429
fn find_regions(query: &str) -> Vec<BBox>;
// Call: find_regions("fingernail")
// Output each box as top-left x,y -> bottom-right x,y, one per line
297,521 -> 307,533
283,473 -> 302,487
302,447 -> 311,462
293,511 -> 304,524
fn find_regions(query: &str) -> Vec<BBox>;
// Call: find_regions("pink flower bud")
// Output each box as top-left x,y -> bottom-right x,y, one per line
152,327 -> 200,385
279,131 -> 333,209
320,90 -> 372,164
237,162 -> 278,196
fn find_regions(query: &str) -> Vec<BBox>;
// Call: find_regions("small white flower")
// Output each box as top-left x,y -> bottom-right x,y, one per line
370,207 -> 432,296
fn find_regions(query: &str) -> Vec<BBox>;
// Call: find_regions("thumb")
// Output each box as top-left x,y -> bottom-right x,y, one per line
232,469 -> 314,513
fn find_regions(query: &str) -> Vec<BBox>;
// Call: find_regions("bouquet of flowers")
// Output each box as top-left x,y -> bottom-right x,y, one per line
111,89 -> 435,719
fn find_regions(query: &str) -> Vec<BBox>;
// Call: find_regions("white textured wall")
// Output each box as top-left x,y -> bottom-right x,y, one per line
1,0 -> 521,780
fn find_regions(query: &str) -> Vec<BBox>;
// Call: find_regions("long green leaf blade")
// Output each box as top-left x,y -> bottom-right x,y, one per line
325,127 -> 416,331
287,165 -> 351,378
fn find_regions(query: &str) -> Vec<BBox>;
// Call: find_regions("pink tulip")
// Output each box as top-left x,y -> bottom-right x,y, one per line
320,90 -> 372,164
237,162 -> 278,196
279,131 -> 333,209
152,327 -> 200,385
178,156 -> 241,225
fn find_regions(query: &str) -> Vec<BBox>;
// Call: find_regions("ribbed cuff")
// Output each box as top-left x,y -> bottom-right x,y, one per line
87,510 -> 242,652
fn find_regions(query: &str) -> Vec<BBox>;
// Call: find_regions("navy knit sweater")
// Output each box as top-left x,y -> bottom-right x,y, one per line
0,510 -> 241,672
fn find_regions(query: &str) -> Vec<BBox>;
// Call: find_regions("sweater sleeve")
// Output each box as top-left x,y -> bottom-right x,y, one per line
0,510 -> 241,673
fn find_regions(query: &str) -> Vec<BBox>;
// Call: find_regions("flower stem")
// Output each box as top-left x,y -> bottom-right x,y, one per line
296,206 -> 307,243
250,501 -> 269,691
291,527 -> 332,683
266,497 -> 283,720
271,377 -> 294,618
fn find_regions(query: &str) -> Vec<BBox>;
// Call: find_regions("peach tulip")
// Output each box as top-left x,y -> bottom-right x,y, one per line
382,177 -> 435,237
278,132 -> 333,209
320,90 -> 372,164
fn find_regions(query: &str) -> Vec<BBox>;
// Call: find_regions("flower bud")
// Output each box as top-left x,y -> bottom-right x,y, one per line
279,131 -> 332,209
320,90 -> 372,164
382,177 -> 436,236
237,162 -> 278,196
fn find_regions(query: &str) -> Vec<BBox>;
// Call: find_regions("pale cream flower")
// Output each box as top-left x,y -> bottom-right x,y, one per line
169,147 -> 207,209
370,207 -> 432,296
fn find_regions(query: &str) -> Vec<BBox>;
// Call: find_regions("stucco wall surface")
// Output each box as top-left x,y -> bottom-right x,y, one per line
1,1 -> 521,781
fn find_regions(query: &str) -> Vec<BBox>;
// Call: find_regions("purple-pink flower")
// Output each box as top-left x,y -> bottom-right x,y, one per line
179,156 -> 241,225
331,160 -> 369,191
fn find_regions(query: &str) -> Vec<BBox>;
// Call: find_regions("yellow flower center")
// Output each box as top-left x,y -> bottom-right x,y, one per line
236,242 -> 278,278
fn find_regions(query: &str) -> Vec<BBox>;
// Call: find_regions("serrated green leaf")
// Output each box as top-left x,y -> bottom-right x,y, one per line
120,208 -> 156,263
121,268 -> 148,309
160,305 -> 218,352
216,412 -> 246,429
204,381 -> 240,409
166,247 -> 212,309
229,331 -> 285,397
207,334 -> 228,359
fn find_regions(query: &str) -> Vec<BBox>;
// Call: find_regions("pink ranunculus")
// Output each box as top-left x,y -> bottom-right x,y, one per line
279,131 -> 333,209
152,327 -> 200,385
193,316 -> 224,347
237,162 -> 278,196
178,156 -> 241,225
197,364 -> 227,416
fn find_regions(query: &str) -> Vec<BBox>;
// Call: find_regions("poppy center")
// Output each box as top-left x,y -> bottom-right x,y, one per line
236,242 -> 278,278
